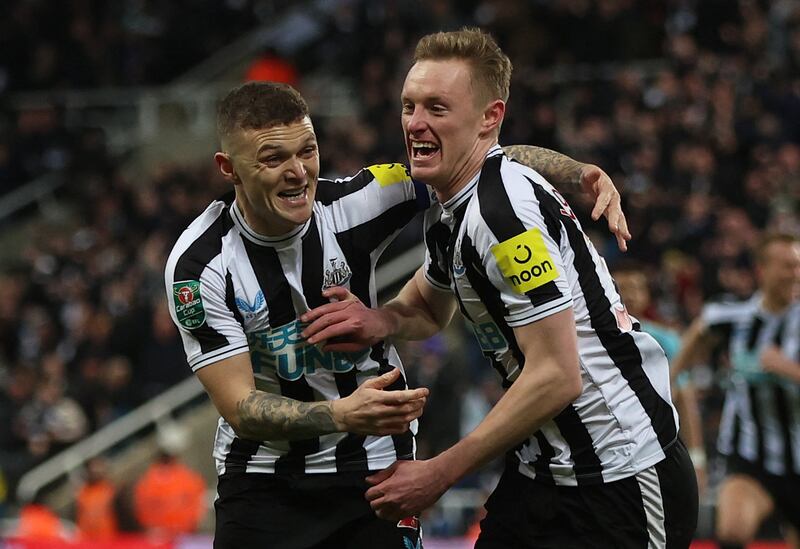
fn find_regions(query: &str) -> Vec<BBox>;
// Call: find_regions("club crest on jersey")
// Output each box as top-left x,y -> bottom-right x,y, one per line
491,228 -> 558,294
322,258 -> 352,289
452,247 -> 466,276
172,280 -> 205,329
235,290 -> 265,318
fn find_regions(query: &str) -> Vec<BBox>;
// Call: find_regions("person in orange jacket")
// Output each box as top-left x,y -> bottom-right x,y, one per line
76,456 -> 118,540
15,493 -> 70,540
133,426 -> 207,539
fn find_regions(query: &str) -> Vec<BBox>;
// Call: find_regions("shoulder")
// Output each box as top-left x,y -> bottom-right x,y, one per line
316,163 -> 417,204
165,196 -> 233,282
701,294 -> 754,325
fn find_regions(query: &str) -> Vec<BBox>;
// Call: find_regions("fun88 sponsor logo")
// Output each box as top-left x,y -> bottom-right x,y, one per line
248,321 -> 370,381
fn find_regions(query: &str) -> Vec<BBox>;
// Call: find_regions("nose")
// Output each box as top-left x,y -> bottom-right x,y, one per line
286,156 -> 307,181
406,107 -> 428,135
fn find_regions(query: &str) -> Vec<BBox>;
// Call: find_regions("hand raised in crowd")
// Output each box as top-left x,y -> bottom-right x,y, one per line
332,368 -> 428,436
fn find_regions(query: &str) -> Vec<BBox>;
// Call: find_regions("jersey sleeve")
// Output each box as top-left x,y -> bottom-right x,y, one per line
317,164 -> 431,256
473,165 -> 574,327
165,231 -> 249,371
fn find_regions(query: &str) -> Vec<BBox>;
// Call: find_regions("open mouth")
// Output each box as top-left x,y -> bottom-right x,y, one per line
278,186 -> 308,202
411,141 -> 440,160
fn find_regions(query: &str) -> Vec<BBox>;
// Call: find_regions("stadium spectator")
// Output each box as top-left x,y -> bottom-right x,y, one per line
75,456 -> 118,541
133,426 -> 206,539
245,47 -> 298,86
13,493 -> 70,540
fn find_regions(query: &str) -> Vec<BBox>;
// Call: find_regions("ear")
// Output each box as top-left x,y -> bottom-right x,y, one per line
480,99 -> 506,137
214,152 -> 240,184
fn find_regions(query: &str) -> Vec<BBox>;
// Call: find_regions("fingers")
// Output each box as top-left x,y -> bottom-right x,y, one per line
362,368 -> 401,389
366,464 -> 397,486
590,193 -> 612,221
300,301 -> 351,325
610,211 -> 631,252
322,286 -> 356,302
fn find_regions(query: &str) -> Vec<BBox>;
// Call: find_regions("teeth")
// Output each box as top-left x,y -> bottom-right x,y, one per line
279,187 -> 306,201
412,142 -> 438,149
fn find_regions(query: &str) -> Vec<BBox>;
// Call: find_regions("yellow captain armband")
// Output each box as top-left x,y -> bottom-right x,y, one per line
366,163 -> 410,187
491,228 -> 559,294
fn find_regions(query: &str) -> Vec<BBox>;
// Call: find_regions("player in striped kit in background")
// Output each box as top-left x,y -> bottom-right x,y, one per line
673,233 -> 800,549
302,28 -> 698,548
165,81 -> 628,548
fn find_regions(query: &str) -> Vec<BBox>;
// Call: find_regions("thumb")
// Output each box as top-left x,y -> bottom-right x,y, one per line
361,368 -> 401,390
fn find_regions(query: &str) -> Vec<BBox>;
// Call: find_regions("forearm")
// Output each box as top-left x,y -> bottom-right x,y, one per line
434,359 -> 579,484
769,356 -> 800,384
382,269 -> 455,341
503,145 -> 584,193
671,319 -> 708,380
235,390 -> 339,441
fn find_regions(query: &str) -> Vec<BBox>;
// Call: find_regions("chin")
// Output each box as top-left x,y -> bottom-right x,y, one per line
409,164 -> 441,185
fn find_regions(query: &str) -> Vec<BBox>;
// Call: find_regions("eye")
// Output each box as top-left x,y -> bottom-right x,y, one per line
401,103 -> 414,115
431,104 -> 447,115
300,145 -> 318,157
260,156 -> 282,168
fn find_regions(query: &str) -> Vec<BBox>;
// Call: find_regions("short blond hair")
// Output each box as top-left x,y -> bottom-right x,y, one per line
414,27 -> 512,104
756,233 -> 800,264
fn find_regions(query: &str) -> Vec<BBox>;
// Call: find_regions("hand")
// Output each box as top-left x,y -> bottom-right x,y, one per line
301,286 -> 394,353
332,368 -> 429,436
760,345 -> 789,376
581,164 -> 631,252
365,459 -> 451,520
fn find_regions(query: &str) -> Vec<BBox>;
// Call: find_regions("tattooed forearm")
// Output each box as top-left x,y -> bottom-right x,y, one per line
502,145 -> 584,193
236,390 -> 338,441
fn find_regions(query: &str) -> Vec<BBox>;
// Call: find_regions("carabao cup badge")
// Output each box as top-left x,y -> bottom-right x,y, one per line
173,280 -> 206,329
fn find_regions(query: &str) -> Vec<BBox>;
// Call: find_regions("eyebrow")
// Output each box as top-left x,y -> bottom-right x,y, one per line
256,138 -> 317,155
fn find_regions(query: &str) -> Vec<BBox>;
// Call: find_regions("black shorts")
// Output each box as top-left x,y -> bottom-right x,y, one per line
213,471 -> 423,549
476,439 -> 698,549
725,454 -> 800,530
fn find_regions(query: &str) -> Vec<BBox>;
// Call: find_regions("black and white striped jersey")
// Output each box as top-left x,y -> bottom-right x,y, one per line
703,294 -> 800,476
422,145 -> 679,486
165,164 -> 432,476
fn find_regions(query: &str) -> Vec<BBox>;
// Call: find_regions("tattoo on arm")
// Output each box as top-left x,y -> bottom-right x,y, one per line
236,390 -> 338,441
502,145 -> 584,193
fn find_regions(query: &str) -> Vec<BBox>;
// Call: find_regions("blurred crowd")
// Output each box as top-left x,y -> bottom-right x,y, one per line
0,0 -> 799,538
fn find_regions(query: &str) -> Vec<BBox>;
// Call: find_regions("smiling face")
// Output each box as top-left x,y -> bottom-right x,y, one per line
215,116 -> 319,236
401,59 -> 503,199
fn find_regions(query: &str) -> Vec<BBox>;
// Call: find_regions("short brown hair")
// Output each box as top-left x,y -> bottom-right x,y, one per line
216,81 -> 309,140
756,232 -> 800,264
414,27 -> 512,103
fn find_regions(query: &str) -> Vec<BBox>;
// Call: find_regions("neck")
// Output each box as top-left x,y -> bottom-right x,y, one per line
434,138 -> 497,203
762,290 -> 790,314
